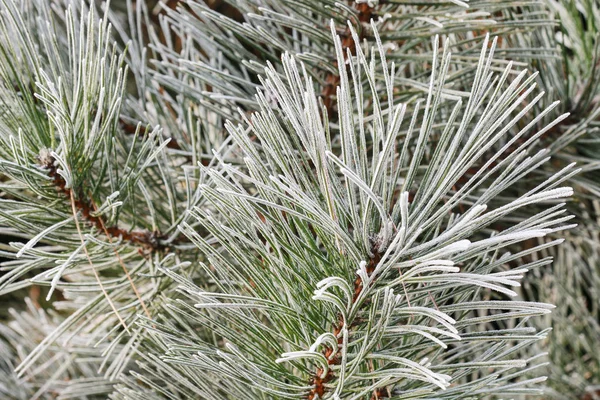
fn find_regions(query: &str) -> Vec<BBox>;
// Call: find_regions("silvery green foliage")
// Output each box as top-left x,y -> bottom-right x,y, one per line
0,0 -> 207,394
107,0 -> 552,126
544,0 -> 600,198
0,299 -> 116,399
111,24 -> 578,398
512,1 -> 600,398
529,220 -> 600,400
0,0 -> 587,399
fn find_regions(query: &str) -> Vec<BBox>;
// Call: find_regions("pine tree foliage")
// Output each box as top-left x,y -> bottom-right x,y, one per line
534,222 -> 600,400
513,1 -> 600,398
106,0 -> 553,128
0,1 -> 205,395
1,298 -> 116,399
108,29 -> 580,399
0,0 -> 596,399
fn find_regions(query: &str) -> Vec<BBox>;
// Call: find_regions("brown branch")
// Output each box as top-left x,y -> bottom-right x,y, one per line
307,244 -> 383,400
370,387 -> 390,400
67,189 -> 131,333
321,3 -> 375,118
583,390 -> 600,400
40,154 -> 171,252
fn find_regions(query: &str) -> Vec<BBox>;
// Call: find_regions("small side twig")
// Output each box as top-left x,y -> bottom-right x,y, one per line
321,3 -> 374,118
38,153 -> 175,327
370,387 -> 390,400
40,153 -> 170,252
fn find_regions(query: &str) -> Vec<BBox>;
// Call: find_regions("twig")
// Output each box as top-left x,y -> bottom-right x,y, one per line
41,155 -> 170,251
370,387 -> 390,400
321,3 -> 374,118
38,154 -> 179,327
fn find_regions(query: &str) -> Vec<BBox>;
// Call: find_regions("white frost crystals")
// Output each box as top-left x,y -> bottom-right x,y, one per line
163,22 -> 578,399
0,0 -> 584,399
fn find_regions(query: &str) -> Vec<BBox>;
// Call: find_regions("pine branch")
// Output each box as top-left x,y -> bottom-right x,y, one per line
134,0 -> 542,126
140,26 -> 575,399
0,298 -> 119,398
1,1 -> 596,398
39,153 -> 170,252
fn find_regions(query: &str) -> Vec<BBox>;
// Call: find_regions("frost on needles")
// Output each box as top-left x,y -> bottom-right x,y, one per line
0,1 -> 586,400
120,28 -> 575,399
